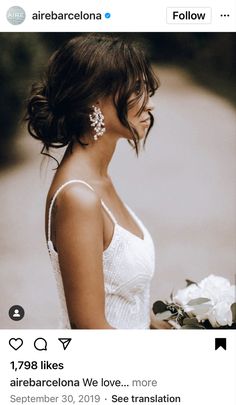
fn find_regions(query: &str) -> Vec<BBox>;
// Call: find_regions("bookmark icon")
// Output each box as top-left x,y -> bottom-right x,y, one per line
58,338 -> 72,350
215,338 -> 227,351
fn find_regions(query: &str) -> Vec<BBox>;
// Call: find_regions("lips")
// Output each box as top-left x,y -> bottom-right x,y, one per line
140,117 -> 151,127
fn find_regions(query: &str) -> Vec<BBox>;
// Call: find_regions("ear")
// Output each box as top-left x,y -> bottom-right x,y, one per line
95,95 -> 111,110
92,99 -> 102,108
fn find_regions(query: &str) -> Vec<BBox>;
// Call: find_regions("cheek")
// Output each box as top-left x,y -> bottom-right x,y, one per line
128,107 -> 143,130
129,114 -> 140,127
102,101 -> 144,140
105,114 -> 133,139
127,100 -> 144,125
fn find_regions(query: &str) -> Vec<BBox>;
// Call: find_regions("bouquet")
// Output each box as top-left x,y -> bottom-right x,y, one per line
153,275 -> 236,329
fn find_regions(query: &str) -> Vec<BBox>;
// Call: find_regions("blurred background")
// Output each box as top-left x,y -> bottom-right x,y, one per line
0,33 -> 235,328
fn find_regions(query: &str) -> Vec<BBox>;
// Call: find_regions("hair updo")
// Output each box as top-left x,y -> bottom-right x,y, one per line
25,33 -> 159,165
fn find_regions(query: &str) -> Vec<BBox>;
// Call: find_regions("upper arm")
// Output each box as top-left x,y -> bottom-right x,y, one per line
54,184 -> 112,329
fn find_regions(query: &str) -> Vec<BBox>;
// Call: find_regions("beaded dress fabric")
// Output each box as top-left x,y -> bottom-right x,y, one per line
47,180 -> 155,329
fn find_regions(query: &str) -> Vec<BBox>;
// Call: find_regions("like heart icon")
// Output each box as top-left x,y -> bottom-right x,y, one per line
9,338 -> 23,350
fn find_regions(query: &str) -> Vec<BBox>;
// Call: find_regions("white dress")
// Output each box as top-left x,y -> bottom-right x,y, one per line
47,180 -> 155,329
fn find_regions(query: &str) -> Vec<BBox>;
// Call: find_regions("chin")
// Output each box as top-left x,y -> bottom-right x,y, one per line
138,127 -> 148,140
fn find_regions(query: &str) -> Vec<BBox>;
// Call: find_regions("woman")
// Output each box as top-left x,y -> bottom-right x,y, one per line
26,33 -> 159,329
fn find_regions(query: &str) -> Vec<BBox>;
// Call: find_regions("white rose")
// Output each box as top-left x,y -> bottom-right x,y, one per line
173,283 -> 212,315
208,301 -> 233,327
173,284 -> 201,306
198,275 -> 232,303
173,275 -> 236,327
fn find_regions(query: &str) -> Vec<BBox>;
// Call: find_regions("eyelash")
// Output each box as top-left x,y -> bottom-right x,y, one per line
134,82 -> 152,97
134,83 -> 142,95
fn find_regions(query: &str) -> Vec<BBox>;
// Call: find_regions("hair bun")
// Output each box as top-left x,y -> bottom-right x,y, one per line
26,81 -> 70,148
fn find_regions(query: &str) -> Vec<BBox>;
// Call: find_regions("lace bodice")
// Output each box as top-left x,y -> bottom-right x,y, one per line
47,180 -> 155,329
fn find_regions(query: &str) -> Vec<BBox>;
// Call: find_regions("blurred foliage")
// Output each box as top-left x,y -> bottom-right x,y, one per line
0,33 -> 48,165
0,33 -> 235,167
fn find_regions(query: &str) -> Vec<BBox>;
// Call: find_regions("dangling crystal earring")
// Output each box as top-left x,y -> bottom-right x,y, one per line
89,105 -> 106,141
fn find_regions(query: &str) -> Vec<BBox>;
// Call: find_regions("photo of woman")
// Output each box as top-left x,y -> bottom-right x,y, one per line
0,32 -> 235,329
26,33 -> 159,329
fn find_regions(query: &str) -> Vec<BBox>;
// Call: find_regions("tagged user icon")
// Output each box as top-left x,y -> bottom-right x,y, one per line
9,305 -> 25,321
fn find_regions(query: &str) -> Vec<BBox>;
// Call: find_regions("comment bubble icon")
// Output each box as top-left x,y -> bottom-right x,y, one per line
34,337 -> 47,351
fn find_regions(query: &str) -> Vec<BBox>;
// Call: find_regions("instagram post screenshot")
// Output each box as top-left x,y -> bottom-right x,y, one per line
0,0 -> 236,403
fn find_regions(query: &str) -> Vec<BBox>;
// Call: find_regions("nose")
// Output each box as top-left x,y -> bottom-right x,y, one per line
146,96 -> 155,111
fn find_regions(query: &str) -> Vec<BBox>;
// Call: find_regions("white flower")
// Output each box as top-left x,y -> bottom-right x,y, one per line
208,302 -> 233,327
173,275 -> 236,327
173,283 -> 201,306
198,275 -> 232,303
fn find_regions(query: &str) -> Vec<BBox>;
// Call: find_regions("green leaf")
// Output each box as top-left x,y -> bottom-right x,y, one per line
152,301 -> 168,315
183,318 -> 199,326
231,303 -> 236,323
155,310 -> 173,321
185,279 -> 197,287
181,324 -> 205,329
187,297 -> 211,306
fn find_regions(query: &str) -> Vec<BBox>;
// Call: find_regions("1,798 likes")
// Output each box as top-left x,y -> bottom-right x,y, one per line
8,360 -> 181,404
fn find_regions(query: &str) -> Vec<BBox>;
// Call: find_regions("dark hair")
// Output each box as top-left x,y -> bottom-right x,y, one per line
25,33 -> 159,167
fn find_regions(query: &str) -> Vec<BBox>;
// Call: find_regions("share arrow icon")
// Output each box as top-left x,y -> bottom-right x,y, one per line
58,338 -> 72,350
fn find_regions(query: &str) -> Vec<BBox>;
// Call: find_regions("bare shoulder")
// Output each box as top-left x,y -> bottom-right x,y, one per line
55,182 -> 103,222
45,180 -> 104,246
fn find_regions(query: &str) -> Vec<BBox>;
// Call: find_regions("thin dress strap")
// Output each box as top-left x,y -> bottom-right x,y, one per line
100,200 -> 117,225
47,179 -> 117,242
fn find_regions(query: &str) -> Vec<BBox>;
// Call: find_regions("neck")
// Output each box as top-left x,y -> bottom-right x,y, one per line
61,131 -> 119,179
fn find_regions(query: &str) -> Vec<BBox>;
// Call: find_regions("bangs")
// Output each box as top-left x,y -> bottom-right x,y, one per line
110,39 -> 159,154
112,40 -> 159,106
126,43 -> 159,114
